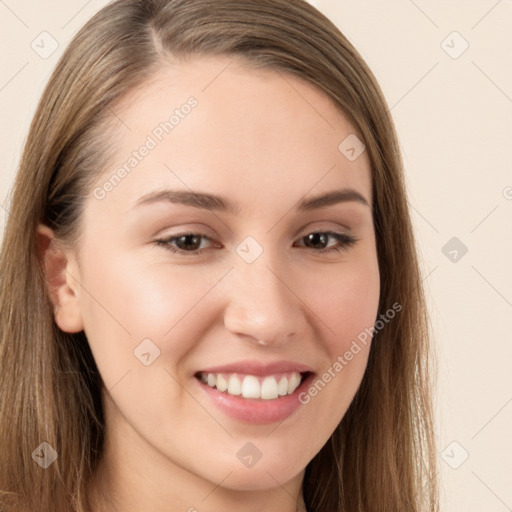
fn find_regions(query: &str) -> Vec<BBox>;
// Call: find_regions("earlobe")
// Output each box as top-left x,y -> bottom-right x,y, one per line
36,224 -> 84,333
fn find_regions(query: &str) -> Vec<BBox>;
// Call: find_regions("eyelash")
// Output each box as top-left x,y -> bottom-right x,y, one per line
154,231 -> 358,256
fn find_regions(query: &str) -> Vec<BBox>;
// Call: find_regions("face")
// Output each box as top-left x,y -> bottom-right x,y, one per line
50,56 -> 379,506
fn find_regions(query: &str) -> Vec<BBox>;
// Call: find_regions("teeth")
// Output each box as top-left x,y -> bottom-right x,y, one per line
288,372 -> 301,394
261,376 -> 279,400
277,376 -> 288,396
199,371 -> 304,400
216,374 -> 228,392
242,375 -> 260,399
227,374 -> 242,395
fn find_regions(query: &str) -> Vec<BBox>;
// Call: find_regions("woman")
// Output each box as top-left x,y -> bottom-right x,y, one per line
0,0 -> 439,510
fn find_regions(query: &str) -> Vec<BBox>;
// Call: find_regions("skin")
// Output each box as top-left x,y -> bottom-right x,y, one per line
38,55 -> 380,512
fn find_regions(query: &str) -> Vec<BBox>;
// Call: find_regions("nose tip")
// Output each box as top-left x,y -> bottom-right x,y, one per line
222,260 -> 303,347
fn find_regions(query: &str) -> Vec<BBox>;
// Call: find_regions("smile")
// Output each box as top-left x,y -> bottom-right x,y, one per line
197,371 -> 304,400
194,369 -> 315,424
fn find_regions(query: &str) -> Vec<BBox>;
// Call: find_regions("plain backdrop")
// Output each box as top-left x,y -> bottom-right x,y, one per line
1,1 -> 511,510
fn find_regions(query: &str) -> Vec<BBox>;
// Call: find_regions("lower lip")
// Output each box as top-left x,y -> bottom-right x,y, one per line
194,373 -> 315,425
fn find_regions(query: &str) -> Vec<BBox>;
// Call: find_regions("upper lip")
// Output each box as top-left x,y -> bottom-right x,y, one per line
197,360 -> 314,376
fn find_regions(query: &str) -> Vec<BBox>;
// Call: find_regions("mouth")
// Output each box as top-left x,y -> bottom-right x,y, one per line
193,359 -> 316,424
194,370 -> 313,401
194,369 -> 315,424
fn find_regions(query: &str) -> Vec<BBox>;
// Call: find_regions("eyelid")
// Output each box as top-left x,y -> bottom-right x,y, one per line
153,222 -> 219,239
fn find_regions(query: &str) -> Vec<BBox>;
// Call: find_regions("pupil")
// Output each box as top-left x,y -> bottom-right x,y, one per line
306,233 -> 327,249
177,235 -> 201,251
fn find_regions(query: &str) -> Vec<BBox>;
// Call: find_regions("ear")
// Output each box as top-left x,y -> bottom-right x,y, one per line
36,224 -> 84,333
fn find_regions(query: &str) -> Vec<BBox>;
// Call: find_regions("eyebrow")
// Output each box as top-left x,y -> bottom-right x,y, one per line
133,187 -> 370,214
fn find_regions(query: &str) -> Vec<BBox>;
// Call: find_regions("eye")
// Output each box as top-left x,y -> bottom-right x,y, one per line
293,231 -> 358,254
154,233 -> 216,255
154,230 -> 358,256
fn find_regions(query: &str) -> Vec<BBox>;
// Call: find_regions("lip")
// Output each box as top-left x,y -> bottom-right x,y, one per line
194,370 -> 316,425
197,359 -> 315,376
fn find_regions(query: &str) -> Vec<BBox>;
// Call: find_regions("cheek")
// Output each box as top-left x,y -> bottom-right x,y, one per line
329,272 -> 379,345
305,255 -> 380,356
297,264 -> 379,432
77,246 -> 225,371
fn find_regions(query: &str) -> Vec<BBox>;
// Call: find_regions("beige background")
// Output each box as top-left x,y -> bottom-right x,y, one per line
1,1 -> 511,509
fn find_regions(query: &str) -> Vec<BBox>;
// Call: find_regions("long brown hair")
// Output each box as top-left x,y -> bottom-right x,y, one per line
0,1 -> 439,510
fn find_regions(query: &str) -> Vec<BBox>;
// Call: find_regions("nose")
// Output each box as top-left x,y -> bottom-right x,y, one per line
222,253 -> 305,347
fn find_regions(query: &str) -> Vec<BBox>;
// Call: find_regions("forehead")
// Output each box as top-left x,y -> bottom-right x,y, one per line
93,55 -> 372,214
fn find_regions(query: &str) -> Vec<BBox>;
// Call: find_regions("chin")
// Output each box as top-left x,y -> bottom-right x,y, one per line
211,462 -> 304,491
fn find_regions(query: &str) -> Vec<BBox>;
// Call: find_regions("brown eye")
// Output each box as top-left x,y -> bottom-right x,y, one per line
295,231 -> 358,253
154,233 -> 215,255
174,234 -> 203,251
